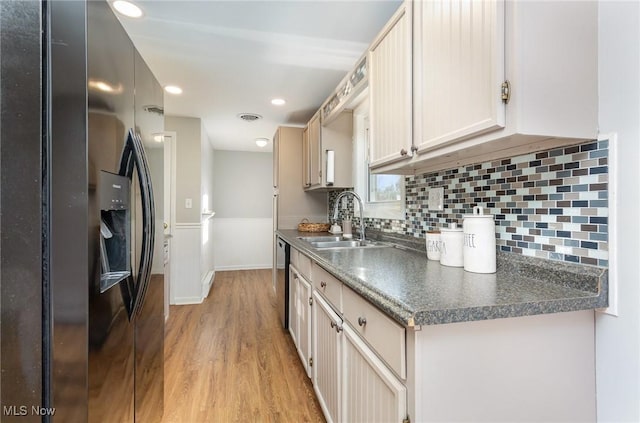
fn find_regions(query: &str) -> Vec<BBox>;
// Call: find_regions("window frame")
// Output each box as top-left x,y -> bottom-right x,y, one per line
352,100 -> 405,220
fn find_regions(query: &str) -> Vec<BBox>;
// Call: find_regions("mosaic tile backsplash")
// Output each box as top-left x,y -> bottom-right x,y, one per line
329,140 -> 609,267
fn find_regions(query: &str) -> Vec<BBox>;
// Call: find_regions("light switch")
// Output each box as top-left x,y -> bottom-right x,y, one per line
185,198 -> 192,209
428,187 -> 444,211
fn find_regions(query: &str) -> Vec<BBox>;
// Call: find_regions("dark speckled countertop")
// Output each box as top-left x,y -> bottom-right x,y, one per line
277,229 -> 608,327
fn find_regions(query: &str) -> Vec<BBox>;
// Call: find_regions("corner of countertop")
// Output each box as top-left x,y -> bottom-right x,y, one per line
497,251 -> 608,303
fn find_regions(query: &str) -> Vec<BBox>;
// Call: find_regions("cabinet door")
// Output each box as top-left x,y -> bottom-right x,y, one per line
288,267 -> 299,347
302,126 -> 310,188
342,324 -> 407,423
273,129 -> 279,188
413,0 -> 505,152
369,2 -> 413,168
298,275 -> 312,378
308,113 -> 322,188
313,291 -> 342,423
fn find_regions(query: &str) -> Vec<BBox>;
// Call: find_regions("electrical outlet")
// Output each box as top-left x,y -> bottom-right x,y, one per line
185,198 -> 192,209
428,187 -> 444,211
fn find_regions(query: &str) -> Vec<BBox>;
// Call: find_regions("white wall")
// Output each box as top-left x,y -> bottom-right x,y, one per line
212,150 -> 273,270
165,116 -> 215,304
166,116 -> 201,224
596,2 -> 640,421
212,150 -> 273,218
200,121 -> 215,284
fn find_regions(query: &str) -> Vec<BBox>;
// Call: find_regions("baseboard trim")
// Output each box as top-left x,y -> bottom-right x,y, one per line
202,270 -> 215,299
172,296 -> 204,305
215,264 -> 273,271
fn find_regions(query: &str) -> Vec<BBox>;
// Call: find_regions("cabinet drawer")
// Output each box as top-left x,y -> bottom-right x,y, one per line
343,286 -> 406,379
297,252 -> 311,280
311,263 -> 342,312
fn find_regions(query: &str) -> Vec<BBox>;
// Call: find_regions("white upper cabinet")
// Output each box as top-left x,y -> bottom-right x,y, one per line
307,112 -> 322,189
303,110 -> 353,191
370,0 -> 597,175
368,1 -> 413,168
413,0 -> 505,153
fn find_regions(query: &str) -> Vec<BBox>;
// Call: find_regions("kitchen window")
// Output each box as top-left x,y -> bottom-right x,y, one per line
353,102 -> 405,220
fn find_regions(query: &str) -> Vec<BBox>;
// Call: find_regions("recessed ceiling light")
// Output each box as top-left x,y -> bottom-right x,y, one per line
153,134 -> 164,143
255,138 -> 269,148
112,0 -> 143,18
164,85 -> 183,95
271,98 -> 286,106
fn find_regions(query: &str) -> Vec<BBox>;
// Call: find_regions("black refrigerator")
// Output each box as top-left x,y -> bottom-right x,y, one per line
0,1 -> 165,422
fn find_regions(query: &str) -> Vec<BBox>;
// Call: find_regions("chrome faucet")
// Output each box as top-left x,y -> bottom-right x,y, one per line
332,190 -> 365,242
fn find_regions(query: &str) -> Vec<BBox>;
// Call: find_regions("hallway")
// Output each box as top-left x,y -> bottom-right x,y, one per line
161,269 -> 325,422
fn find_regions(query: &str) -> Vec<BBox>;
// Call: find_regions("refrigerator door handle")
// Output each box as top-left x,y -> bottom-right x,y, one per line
119,129 -> 155,319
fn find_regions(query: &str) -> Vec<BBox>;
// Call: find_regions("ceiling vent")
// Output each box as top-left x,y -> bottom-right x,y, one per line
144,105 -> 164,115
237,113 -> 262,122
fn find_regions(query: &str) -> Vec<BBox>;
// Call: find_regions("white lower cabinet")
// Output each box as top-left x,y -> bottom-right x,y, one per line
290,265 -> 312,378
313,291 -> 342,423
312,287 -> 406,423
342,323 -> 407,423
286,253 -> 596,423
288,266 -> 298,347
297,273 -> 312,378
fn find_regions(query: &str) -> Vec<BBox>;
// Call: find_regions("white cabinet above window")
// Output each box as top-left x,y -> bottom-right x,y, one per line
368,1 -> 413,169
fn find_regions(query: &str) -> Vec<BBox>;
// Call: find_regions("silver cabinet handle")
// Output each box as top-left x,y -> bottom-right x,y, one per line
320,281 -> 327,288
400,148 -> 408,156
358,317 -> 367,327
330,321 -> 343,333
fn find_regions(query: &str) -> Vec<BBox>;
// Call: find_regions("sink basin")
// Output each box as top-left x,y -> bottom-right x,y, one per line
297,236 -> 388,250
298,236 -> 343,242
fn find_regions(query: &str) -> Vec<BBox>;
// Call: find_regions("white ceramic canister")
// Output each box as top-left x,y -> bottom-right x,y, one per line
439,223 -> 464,267
426,230 -> 441,261
463,206 -> 496,273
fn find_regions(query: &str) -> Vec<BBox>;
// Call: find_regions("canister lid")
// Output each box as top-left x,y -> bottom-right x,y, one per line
464,206 -> 494,219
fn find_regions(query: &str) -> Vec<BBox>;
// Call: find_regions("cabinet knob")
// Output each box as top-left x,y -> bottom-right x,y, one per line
400,148 -> 408,156
294,274 -> 298,280
309,297 -> 313,306
411,145 -> 418,154
358,317 -> 367,327
331,321 -> 343,333
320,281 -> 327,288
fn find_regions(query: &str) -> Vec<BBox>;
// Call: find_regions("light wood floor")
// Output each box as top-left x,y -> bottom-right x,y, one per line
161,269 -> 325,423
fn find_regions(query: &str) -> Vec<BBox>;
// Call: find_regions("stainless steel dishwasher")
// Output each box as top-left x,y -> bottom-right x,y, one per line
275,236 -> 290,329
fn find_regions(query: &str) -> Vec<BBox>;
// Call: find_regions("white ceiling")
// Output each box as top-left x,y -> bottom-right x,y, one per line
114,0 -> 402,152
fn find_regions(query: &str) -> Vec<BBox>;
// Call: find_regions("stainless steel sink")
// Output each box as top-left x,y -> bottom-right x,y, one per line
297,236 -> 343,243
297,236 -> 388,250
